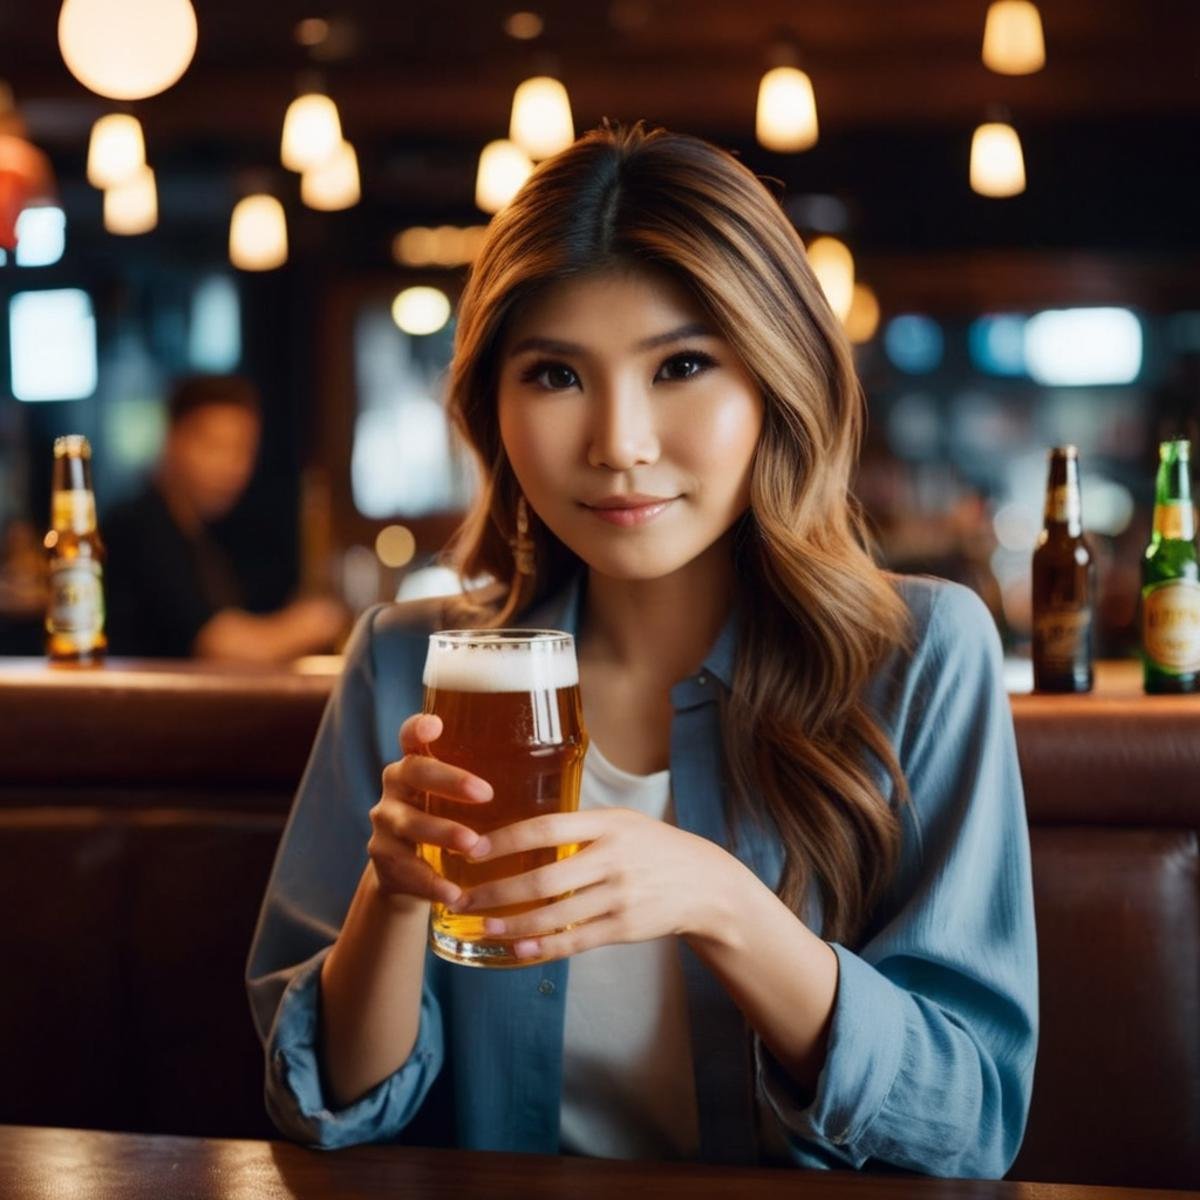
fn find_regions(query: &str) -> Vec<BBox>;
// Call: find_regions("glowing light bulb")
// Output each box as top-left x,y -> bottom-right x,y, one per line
475,139 -> 533,214
58,0 -> 197,100
301,141 -> 360,210
86,114 -> 145,188
807,236 -> 855,321
281,93 -> 343,172
970,122 -> 1026,197
982,1 -> 1045,75
509,77 -> 574,160
103,165 -> 156,235
229,195 -> 288,270
756,67 -> 819,152
391,287 -> 451,336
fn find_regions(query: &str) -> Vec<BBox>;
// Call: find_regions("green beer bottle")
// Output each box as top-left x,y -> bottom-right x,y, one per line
1141,439 -> 1200,693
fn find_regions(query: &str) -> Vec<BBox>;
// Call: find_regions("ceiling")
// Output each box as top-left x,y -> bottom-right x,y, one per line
2,1 -> 1200,269
7,1 -> 1200,140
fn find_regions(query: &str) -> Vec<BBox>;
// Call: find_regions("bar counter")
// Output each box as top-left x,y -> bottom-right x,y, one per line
2,1125 -> 1193,1200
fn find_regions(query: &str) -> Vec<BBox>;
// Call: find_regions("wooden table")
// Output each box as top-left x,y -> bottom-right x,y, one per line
0,1126 -> 1191,1200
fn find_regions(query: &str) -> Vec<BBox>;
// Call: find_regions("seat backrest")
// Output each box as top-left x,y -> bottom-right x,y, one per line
1008,695 -> 1200,1189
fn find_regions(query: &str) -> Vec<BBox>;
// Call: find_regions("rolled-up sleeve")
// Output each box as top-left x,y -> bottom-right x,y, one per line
245,604 -> 445,1148
758,581 -> 1038,1177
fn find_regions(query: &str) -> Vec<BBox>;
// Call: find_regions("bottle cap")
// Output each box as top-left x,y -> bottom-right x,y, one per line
53,435 -> 91,459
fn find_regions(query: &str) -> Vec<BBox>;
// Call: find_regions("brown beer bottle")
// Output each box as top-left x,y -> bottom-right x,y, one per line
44,435 -> 107,664
1031,446 -> 1095,692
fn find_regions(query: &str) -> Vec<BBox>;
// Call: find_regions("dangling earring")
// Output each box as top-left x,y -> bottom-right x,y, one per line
511,494 -> 535,576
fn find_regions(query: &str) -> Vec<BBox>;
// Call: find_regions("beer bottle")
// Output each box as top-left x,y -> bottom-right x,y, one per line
43,435 -> 107,664
1031,446 -> 1095,692
1141,438 -> 1200,694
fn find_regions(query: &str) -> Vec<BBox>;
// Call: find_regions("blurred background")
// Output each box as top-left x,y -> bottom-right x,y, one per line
1,0 -> 1198,659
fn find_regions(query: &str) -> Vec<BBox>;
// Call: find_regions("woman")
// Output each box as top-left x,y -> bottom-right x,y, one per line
246,121 -> 1037,1176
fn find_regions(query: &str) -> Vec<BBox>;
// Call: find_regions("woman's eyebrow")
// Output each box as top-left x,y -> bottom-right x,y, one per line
505,321 -> 716,358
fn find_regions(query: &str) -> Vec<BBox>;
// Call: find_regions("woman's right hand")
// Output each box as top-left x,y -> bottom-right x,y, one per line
367,712 -> 494,911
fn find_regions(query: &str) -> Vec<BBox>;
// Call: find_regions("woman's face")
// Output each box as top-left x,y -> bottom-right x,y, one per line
497,266 -> 764,581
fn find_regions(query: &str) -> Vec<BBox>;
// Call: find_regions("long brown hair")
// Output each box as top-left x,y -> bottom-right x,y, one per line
444,120 -> 910,946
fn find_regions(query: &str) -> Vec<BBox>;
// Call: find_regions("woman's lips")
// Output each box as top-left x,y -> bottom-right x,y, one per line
583,498 -> 677,527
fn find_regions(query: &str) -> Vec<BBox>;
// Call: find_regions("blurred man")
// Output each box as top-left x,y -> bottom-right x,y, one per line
104,374 -> 346,661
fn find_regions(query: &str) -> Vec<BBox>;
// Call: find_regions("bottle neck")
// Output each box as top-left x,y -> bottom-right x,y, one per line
50,455 -> 97,537
1044,456 -> 1083,536
1153,447 -> 1195,542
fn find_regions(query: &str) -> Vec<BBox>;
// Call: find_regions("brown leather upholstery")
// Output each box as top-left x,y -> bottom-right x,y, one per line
0,660 -> 325,791
1008,691 -> 1200,1189
1014,828 -> 1200,1189
0,660 -> 1196,1187
0,807 -> 284,1140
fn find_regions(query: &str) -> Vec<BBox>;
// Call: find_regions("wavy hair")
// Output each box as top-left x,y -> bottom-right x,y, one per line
444,121 -> 911,946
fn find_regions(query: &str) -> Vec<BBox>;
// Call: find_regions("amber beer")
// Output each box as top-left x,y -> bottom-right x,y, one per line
418,630 -> 588,967
44,435 -> 106,664
1031,446 -> 1094,692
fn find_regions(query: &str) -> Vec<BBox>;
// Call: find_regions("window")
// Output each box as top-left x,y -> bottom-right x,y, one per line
351,303 -> 475,517
9,289 -> 98,402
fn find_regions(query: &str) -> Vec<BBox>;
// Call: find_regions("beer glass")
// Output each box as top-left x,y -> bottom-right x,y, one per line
418,629 -> 588,967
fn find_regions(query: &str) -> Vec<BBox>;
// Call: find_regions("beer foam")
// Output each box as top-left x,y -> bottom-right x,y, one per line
423,631 -> 579,692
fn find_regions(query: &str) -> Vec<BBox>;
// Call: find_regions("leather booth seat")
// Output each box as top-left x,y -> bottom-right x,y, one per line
0,660 -> 1196,1189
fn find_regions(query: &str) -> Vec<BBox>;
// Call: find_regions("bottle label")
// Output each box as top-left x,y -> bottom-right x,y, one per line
1034,607 -> 1092,669
1045,485 -> 1081,526
48,559 -> 105,636
1153,502 -> 1196,541
52,490 -> 97,535
1142,580 -> 1200,674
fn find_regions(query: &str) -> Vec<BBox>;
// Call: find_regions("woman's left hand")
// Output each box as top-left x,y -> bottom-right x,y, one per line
448,808 -> 741,961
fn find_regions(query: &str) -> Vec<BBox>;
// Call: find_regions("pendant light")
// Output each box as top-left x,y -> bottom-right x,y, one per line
970,121 -> 1026,197
806,236 -> 854,321
509,77 -> 574,160
280,92 -> 342,172
982,1 -> 1045,76
756,65 -> 819,152
475,139 -> 534,214
301,141 -> 360,210
86,114 -> 145,188
391,287 -> 452,337
229,195 -> 288,270
58,0 -> 197,100
103,165 -> 156,235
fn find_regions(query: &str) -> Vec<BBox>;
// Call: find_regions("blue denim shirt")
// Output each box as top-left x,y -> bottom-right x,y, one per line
246,573 -> 1038,1176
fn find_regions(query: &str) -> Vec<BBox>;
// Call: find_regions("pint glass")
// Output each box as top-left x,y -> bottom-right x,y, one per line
418,629 -> 588,966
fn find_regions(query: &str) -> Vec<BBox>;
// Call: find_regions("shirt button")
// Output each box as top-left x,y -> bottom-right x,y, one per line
538,979 -> 555,996
697,674 -> 708,686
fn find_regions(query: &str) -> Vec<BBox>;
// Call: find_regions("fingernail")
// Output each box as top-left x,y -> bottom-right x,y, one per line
513,939 -> 540,959
483,918 -> 506,935
466,781 -> 493,802
468,837 -> 491,860
442,887 -> 463,909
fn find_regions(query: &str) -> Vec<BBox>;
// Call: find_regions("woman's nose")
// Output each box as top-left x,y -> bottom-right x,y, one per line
586,382 -> 660,471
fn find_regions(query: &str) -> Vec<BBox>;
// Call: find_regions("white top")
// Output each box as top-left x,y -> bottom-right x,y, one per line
558,741 -> 701,1160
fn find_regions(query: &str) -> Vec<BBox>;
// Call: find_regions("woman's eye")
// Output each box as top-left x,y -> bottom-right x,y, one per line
656,351 -> 715,382
522,361 -> 578,391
